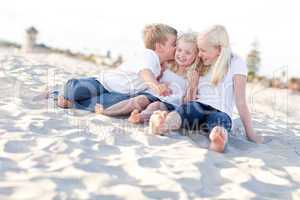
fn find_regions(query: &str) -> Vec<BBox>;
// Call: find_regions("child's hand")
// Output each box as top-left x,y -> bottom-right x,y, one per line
248,132 -> 264,144
158,84 -> 172,96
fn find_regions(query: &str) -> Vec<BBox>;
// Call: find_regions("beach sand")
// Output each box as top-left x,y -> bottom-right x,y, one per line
0,48 -> 299,200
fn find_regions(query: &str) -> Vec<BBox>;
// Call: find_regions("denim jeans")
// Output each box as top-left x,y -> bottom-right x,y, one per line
64,77 -> 108,101
63,77 -> 133,112
175,101 -> 232,134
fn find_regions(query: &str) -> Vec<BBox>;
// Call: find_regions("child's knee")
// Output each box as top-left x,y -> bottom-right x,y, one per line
148,101 -> 162,109
137,95 -> 150,106
129,95 -> 150,110
66,78 -> 78,87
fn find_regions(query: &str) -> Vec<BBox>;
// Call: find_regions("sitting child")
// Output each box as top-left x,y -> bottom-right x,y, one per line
94,33 -> 201,122
129,32 -> 200,123
57,23 -> 177,112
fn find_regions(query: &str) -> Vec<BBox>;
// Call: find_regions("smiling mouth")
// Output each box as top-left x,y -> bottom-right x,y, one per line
176,57 -> 186,63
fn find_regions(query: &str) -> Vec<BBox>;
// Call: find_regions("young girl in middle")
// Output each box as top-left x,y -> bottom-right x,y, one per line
94,32 -> 200,122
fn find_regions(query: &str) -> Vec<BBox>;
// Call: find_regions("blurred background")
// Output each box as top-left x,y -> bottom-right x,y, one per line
0,0 -> 299,83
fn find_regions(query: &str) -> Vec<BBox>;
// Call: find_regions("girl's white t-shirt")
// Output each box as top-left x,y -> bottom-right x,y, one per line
196,55 -> 248,118
98,49 -> 161,94
147,69 -> 187,107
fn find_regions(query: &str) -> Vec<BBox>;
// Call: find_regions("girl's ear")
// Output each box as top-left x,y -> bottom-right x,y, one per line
155,42 -> 163,52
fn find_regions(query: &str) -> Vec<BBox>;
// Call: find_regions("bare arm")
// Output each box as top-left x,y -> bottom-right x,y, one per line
233,75 -> 263,143
183,69 -> 199,103
139,69 -> 171,96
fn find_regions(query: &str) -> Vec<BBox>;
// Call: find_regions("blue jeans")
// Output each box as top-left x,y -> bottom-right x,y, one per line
176,101 -> 232,134
64,77 -> 108,101
63,77 -> 133,112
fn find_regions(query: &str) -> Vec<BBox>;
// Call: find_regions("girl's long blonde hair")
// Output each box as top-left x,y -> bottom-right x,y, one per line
198,25 -> 231,85
168,32 -> 201,79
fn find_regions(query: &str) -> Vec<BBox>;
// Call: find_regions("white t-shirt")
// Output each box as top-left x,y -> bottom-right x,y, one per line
98,49 -> 161,94
147,69 -> 188,107
196,55 -> 248,118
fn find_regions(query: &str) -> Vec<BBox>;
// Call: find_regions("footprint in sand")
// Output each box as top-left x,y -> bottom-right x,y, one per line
95,144 -> 121,156
0,157 -> 19,171
4,139 -> 36,154
137,156 -> 161,168
0,186 -> 14,196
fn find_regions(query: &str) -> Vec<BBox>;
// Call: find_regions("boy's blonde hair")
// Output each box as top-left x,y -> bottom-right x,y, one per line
143,23 -> 177,50
198,25 -> 231,85
169,32 -> 200,79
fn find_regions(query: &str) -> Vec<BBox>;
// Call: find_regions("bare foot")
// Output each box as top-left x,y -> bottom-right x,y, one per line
95,104 -> 104,114
209,127 -> 228,153
57,96 -> 72,108
128,109 -> 141,124
149,111 -> 168,135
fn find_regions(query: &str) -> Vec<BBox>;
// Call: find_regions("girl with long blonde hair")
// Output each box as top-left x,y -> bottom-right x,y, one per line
150,25 -> 263,153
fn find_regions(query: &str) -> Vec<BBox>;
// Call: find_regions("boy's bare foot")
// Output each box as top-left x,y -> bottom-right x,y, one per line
149,111 -> 168,135
209,127 -> 228,153
128,109 -> 141,124
95,104 -> 104,114
57,96 -> 72,108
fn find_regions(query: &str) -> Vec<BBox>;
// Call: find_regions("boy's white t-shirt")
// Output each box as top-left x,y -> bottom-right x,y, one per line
147,69 -> 187,107
196,55 -> 248,118
98,49 -> 161,94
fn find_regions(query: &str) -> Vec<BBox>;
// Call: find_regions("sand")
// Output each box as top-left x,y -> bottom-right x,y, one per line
0,48 -> 299,200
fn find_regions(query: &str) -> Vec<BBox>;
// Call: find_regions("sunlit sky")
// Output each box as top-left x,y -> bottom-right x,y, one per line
1,0 -> 299,78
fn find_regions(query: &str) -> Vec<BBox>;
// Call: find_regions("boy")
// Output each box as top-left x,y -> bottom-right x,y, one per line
58,23 -> 177,111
